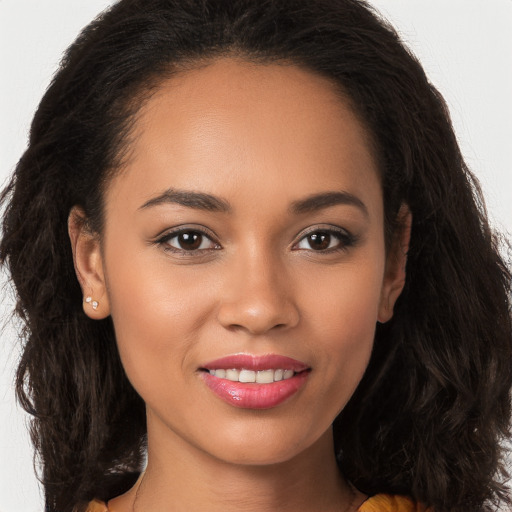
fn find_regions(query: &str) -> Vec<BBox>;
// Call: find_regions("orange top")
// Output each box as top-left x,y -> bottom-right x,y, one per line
86,493 -> 430,511
359,494 -> 430,511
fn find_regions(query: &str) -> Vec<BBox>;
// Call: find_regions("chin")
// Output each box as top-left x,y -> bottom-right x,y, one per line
212,446 -> 304,467
201,422 -> 329,468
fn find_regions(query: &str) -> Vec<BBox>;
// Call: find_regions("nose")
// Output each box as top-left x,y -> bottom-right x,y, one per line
216,252 -> 300,335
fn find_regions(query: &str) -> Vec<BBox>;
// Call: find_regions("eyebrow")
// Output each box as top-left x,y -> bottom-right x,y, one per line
139,188 -> 231,213
290,191 -> 369,217
139,188 -> 368,217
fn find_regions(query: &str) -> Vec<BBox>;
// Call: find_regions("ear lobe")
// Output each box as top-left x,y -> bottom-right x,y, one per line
378,204 -> 412,323
68,207 -> 111,319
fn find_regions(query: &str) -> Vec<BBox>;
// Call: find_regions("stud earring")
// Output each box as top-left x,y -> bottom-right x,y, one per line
85,296 -> 99,310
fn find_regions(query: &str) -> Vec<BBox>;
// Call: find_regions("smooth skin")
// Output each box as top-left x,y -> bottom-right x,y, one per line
69,58 -> 410,512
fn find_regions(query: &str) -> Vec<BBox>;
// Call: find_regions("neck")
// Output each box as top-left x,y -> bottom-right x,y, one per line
110,415 -> 362,512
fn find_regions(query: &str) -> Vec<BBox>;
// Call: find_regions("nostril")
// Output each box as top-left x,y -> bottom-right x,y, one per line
224,323 -> 244,332
224,321 -> 290,334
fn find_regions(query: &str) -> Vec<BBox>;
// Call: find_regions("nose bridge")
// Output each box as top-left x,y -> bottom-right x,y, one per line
217,241 -> 299,334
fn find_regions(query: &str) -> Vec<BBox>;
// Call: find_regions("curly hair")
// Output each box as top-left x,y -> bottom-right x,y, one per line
1,0 -> 511,511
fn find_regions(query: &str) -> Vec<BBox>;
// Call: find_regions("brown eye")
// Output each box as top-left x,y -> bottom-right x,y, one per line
294,228 -> 355,252
176,232 -> 203,250
307,232 -> 332,250
163,230 -> 219,252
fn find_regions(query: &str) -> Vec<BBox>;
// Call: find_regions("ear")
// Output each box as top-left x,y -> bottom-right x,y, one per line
68,206 -> 111,319
378,204 -> 412,323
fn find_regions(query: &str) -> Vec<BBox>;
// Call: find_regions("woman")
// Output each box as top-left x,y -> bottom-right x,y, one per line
1,1 -> 511,511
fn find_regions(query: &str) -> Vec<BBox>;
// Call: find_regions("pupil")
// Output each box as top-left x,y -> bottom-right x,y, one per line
309,232 -> 330,250
179,232 -> 201,250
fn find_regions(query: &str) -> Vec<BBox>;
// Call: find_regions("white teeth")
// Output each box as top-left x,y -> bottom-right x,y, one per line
239,369 -> 256,383
255,369 -> 274,384
225,369 -> 240,381
208,368 -> 296,383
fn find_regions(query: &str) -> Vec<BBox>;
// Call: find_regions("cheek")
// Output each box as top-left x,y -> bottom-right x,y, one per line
300,257 -> 384,405
103,245 -> 218,393
303,251 -> 384,339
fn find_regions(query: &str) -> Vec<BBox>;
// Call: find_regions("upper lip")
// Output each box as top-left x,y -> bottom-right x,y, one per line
201,353 -> 310,372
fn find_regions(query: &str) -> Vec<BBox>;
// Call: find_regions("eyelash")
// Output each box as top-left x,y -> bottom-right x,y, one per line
155,227 -> 221,255
154,225 -> 357,256
292,226 -> 357,253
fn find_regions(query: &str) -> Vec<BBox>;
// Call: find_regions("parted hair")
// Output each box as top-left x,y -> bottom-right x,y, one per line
1,1 -> 511,511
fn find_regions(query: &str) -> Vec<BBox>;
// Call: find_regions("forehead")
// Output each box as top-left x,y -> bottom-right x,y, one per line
106,58 -> 381,217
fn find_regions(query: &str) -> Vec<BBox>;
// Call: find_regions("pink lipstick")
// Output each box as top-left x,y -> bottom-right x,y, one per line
200,354 -> 310,409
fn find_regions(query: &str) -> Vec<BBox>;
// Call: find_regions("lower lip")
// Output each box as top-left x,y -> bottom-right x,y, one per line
201,371 -> 309,409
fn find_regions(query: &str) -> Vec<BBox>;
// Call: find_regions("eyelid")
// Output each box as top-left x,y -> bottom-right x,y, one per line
293,224 -> 352,241
291,224 -> 357,251
152,223 -> 356,255
154,224 -> 221,252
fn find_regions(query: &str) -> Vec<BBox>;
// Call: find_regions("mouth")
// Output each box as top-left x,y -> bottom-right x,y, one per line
204,368 -> 297,383
199,354 -> 311,409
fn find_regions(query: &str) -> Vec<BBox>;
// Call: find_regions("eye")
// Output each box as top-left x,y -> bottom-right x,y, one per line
294,228 -> 355,252
158,228 -> 220,252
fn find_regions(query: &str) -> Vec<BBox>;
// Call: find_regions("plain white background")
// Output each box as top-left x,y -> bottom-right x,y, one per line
1,1 -> 511,510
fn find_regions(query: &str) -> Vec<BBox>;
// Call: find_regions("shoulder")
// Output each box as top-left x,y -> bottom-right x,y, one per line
358,493 -> 431,512
84,499 -> 109,512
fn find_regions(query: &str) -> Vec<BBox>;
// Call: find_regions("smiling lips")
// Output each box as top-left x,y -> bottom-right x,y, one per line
201,354 -> 310,409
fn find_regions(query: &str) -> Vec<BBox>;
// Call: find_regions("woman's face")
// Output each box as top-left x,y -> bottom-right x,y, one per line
73,58 -> 406,466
